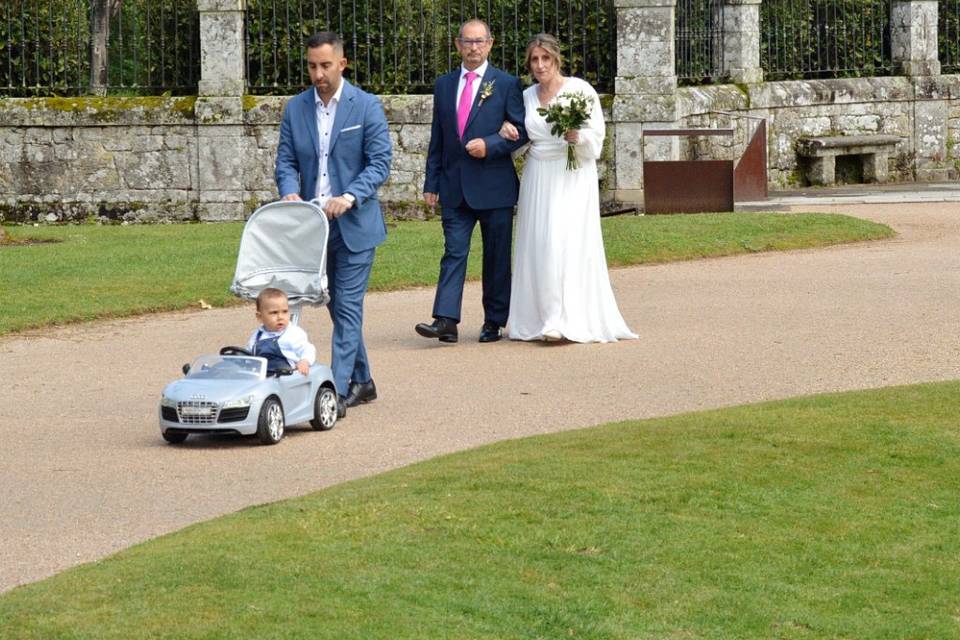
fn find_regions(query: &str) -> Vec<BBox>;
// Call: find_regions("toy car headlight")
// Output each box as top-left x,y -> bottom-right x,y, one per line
222,395 -> 253,409
161,396 -> 177,408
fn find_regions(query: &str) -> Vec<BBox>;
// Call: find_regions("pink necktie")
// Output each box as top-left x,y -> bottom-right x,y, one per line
457,71 -> 477,140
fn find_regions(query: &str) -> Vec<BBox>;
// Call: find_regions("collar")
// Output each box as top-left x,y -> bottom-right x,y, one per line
314,80 -> 345,109
256,325 -> 285,338
460,61 -> 488,82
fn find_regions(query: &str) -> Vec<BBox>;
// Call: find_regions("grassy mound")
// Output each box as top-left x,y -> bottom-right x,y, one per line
2,381 -> 957,639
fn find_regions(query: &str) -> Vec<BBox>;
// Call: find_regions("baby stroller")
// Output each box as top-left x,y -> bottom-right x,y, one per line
158,200 -> 339,445
231,199 -> 331,321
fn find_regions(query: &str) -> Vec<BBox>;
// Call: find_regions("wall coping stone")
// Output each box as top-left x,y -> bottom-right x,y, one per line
0,97 -> 197,127
678,76 -> 960,119
238,92 -> 613,126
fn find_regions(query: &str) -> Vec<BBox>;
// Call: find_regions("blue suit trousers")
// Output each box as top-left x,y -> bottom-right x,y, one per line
326,220 -> 375,396
432,204 -> 513,327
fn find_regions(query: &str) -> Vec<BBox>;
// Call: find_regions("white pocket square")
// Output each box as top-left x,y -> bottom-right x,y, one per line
341,124 -> 362,132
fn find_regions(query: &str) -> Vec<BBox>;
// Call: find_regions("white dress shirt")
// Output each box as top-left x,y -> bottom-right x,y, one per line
456,61 -> 488,112
246,323 -> 317,367
314,81 -> 345,204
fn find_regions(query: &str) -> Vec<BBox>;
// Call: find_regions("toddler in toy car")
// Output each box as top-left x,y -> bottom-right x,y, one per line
246,288 -> 316,375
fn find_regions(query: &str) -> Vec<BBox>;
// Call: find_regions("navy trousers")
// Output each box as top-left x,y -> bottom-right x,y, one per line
432,204 -> 513,327
326,220 -> 375,397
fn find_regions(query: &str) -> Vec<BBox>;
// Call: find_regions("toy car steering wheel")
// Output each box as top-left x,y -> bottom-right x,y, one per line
219,346 -> 254,356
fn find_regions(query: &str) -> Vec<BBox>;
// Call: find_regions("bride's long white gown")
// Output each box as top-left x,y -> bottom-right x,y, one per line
507,77 -> 638,343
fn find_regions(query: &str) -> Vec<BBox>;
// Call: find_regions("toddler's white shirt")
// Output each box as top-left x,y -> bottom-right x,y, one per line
246,324 -> 317,368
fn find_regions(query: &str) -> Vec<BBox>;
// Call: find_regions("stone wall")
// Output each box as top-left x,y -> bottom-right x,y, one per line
2,0 -> 958,221
675,76 -> 960,189
0,94 -> 614,223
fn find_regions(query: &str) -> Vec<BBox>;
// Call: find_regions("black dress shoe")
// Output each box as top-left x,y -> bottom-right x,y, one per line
336,395 -> 347,419
345,380 -> 378,408
415,317 -> 458,343
478,321 -> 502,343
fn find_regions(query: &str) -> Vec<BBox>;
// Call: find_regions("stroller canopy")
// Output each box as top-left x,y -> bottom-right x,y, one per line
231,200 -> 330,307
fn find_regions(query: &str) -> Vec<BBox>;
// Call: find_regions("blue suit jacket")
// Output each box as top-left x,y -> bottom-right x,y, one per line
423,65 -> 527,211
275,80 -> 392,253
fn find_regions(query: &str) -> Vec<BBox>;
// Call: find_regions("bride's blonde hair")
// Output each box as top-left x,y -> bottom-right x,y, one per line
524,33 -> 563,74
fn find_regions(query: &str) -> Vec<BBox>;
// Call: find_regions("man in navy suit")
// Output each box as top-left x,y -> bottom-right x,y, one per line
416,19 -> 528,344
276,31 -> 392,415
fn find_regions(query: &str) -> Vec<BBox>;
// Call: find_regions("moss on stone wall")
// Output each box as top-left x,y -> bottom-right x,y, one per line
0,96 -> 197,123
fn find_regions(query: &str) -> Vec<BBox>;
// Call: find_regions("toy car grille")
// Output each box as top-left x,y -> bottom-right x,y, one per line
177,400 -> 219,425
161,406 -> 179,422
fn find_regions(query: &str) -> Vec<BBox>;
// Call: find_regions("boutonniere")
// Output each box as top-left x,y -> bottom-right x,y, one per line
477,80 -> 495,106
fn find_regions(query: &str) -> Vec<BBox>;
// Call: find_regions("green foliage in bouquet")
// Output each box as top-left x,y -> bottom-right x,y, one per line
536,90 -> 591,170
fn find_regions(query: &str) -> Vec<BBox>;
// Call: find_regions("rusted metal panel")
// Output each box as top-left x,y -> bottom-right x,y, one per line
734,120 -> 768,201
642,160 -> 734,214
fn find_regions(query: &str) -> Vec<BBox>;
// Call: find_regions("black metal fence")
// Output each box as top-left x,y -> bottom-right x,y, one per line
676,0 -> 725,85
244,0 -> 617,95
760,0 -> 892,81
941,0 -> 960,73
0,0 -> 198,97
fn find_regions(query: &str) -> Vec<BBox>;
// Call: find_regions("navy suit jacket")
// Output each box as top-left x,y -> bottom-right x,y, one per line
423,65 -> 527,211
275,80 -> 392,253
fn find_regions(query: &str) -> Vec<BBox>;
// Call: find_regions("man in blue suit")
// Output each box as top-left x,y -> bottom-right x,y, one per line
416,19 -> 528,344
276,31 -> 392,415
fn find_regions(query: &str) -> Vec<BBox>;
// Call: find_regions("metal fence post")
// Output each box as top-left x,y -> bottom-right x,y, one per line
613,0 -> 680,205
722,0 -> 762,83
197,0 -> 247,97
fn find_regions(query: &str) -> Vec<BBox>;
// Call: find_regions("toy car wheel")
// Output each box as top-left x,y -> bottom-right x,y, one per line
162,431 -> 188,444
257,397 -> 285,445
310,386 -> 338,431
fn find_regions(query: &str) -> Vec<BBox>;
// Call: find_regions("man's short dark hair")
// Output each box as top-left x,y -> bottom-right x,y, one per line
306,31 -> 344,55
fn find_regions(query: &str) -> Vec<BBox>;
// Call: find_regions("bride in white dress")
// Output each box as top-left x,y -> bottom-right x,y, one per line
501,34 -> 637,343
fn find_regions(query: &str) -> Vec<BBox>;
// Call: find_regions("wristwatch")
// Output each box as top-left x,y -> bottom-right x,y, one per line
341,193 -> 356,207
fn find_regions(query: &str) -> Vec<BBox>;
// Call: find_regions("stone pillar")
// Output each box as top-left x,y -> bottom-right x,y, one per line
892,0 -> 948,180
196,0 -> 248,219
197,0 -> 247,97
891,0 -> 940,77
722,0 -> 763,84
613,0 -> 679,204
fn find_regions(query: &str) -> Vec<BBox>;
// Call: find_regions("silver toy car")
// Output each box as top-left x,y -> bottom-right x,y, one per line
159,200 -> 337,445
159,350 -> 339,444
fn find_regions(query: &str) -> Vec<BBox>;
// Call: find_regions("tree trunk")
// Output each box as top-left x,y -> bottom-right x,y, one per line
90,0 -> 121,96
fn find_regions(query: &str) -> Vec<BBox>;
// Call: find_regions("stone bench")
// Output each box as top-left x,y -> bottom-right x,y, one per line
796,135 -> 900,186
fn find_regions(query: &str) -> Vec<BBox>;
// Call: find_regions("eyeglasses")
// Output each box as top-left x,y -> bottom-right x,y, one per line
457,38 -> 491,48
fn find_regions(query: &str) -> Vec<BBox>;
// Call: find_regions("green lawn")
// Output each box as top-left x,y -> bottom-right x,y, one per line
1,381 -> 957,639
0,212 -> 893,336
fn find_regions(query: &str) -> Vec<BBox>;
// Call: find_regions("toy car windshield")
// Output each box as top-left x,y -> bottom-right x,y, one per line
186,355 -> 265,380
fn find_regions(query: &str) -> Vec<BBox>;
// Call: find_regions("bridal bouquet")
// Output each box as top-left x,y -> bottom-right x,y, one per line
536,90 -> 592,170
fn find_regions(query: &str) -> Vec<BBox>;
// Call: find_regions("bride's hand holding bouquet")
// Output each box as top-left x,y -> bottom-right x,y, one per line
537,91 -> 591,170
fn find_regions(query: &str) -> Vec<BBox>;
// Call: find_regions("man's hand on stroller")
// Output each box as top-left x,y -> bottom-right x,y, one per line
282,193 -> 302,201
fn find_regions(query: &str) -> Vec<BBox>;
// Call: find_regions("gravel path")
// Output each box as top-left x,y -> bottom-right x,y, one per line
3,203 -> 959,593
